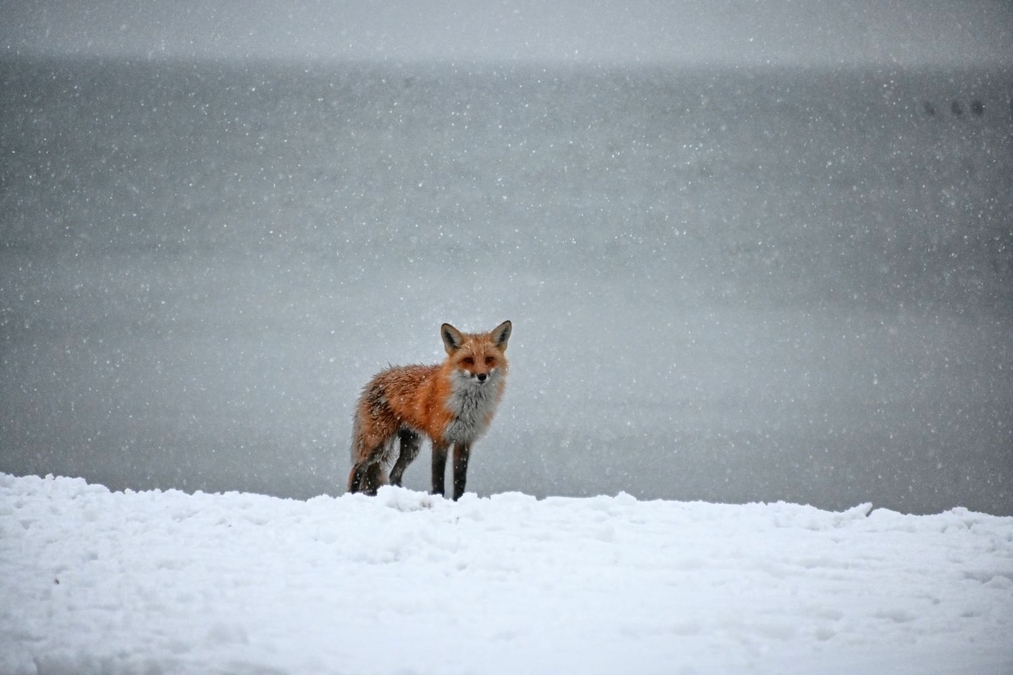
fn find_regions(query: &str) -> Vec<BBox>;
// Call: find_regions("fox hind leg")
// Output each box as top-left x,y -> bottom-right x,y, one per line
360,461 -> 385,495
348,457 -> 372,494
389,428 -> 421,487
348,447 -> 390,496
348,426 -> 397,495
348,448 -> 381,495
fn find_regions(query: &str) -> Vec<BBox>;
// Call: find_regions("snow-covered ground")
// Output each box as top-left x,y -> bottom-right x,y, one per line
2,473 -> 1012,675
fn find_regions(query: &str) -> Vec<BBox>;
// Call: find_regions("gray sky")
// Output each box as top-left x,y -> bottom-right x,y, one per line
2,0 -> 1012,66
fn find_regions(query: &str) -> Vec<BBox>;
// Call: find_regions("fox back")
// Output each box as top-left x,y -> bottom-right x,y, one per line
347,320 -> 511,500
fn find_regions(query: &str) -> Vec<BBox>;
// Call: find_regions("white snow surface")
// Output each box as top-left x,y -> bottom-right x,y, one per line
2,473 -> 1012,675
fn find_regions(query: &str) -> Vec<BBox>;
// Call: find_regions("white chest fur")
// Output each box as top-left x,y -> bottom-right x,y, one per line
442,370 -> 504,445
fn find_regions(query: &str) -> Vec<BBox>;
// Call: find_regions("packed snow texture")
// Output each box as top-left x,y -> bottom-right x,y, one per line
1,60 -> 1012,514
2,473 -> 1012,674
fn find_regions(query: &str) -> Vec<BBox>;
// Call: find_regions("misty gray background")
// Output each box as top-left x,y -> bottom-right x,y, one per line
1,2 -> 1011,515
3,0 -> 1013,67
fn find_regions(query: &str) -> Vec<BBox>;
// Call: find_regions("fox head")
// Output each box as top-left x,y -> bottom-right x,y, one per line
441,320 -> 512,385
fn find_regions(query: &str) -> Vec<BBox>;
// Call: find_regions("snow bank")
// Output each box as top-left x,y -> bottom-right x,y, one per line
2,473 -> 1011,675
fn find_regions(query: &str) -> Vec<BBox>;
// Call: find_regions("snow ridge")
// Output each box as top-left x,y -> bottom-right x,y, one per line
1,473 -> 1011,675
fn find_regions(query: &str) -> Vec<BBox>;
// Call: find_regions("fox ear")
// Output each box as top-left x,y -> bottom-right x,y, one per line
491,320 -> 512,351
441,323 -> 465,354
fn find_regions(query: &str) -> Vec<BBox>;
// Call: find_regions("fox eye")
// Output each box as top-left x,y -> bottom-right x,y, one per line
462,357 -> 474,365
485,356 -> 495,366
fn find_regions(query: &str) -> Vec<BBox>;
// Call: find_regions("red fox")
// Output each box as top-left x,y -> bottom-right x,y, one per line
348,320 -> 512,500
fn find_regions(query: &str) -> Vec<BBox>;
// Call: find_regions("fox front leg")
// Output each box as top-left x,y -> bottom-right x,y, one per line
452,443 -> 471,501
431,442 -> 449,497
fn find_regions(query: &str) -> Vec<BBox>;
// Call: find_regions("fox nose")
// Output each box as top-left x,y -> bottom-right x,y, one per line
476,373 -> 487,383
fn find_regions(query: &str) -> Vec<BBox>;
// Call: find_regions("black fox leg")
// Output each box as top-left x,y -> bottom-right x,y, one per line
431,442 -> 449,497
452,443 -> 471,501
348,444 -> 385,495
349,460 -> 379,494
389,429 -> 421,487
361,462 -> 385,495
348,463 -> 365,493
